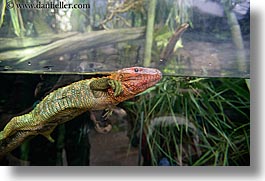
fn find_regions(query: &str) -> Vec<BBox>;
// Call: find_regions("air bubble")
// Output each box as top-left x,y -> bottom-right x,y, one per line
3,66 -> 11,70
43,65 -> 54,71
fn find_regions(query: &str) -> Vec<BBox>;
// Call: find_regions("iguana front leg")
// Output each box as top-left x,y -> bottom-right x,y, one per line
89,78 -> 122,133
90,77 -> 123,97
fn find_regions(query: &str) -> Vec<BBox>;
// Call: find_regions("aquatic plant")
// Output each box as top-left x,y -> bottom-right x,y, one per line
124,76 -> 250,166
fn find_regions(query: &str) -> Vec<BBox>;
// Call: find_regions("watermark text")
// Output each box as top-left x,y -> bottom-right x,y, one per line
6,1 -> 90,9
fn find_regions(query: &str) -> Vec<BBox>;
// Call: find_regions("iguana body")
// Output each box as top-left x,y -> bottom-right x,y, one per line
0,67 -> 162,155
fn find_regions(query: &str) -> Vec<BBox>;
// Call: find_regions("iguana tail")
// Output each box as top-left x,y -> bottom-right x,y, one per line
0,113 -> 34,141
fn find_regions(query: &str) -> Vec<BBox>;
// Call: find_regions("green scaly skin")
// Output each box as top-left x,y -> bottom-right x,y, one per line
0,67 -> 162,156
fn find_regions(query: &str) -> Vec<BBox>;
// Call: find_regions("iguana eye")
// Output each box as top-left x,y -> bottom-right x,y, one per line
134,68 -> 139,72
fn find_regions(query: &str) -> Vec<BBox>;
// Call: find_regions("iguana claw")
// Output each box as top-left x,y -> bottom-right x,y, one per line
108,80 -> 123,97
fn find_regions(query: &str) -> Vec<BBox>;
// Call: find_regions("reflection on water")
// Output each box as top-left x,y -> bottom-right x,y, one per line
0,0 -> 249,78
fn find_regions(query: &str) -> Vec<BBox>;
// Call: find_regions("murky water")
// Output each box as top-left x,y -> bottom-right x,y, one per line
0,74 -> 249,166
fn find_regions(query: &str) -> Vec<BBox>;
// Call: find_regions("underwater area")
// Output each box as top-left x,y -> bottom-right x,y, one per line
0,0 -> 250,166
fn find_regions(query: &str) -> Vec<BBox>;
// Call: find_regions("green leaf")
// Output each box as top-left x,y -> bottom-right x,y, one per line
0,0 -> 6,28
9,1 -> 20,36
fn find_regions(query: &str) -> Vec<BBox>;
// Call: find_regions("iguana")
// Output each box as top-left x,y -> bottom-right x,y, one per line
0,67 -> 162,156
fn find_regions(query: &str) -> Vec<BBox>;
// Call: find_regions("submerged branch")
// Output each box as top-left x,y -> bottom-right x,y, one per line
0,131 -> 34,159
0,27 -> 145,64
160,23 -> 189,60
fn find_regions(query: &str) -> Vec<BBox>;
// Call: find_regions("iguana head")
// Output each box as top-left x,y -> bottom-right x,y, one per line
108,67 -> 162,101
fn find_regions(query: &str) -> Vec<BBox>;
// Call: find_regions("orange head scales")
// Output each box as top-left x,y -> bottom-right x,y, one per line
107,67 -> 162,102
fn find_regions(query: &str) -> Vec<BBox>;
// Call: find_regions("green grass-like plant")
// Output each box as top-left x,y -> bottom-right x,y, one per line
124,76 -> 250,166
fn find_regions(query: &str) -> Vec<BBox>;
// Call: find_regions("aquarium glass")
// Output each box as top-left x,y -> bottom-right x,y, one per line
0,0 -> 250,166
0,0 -> 249,77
